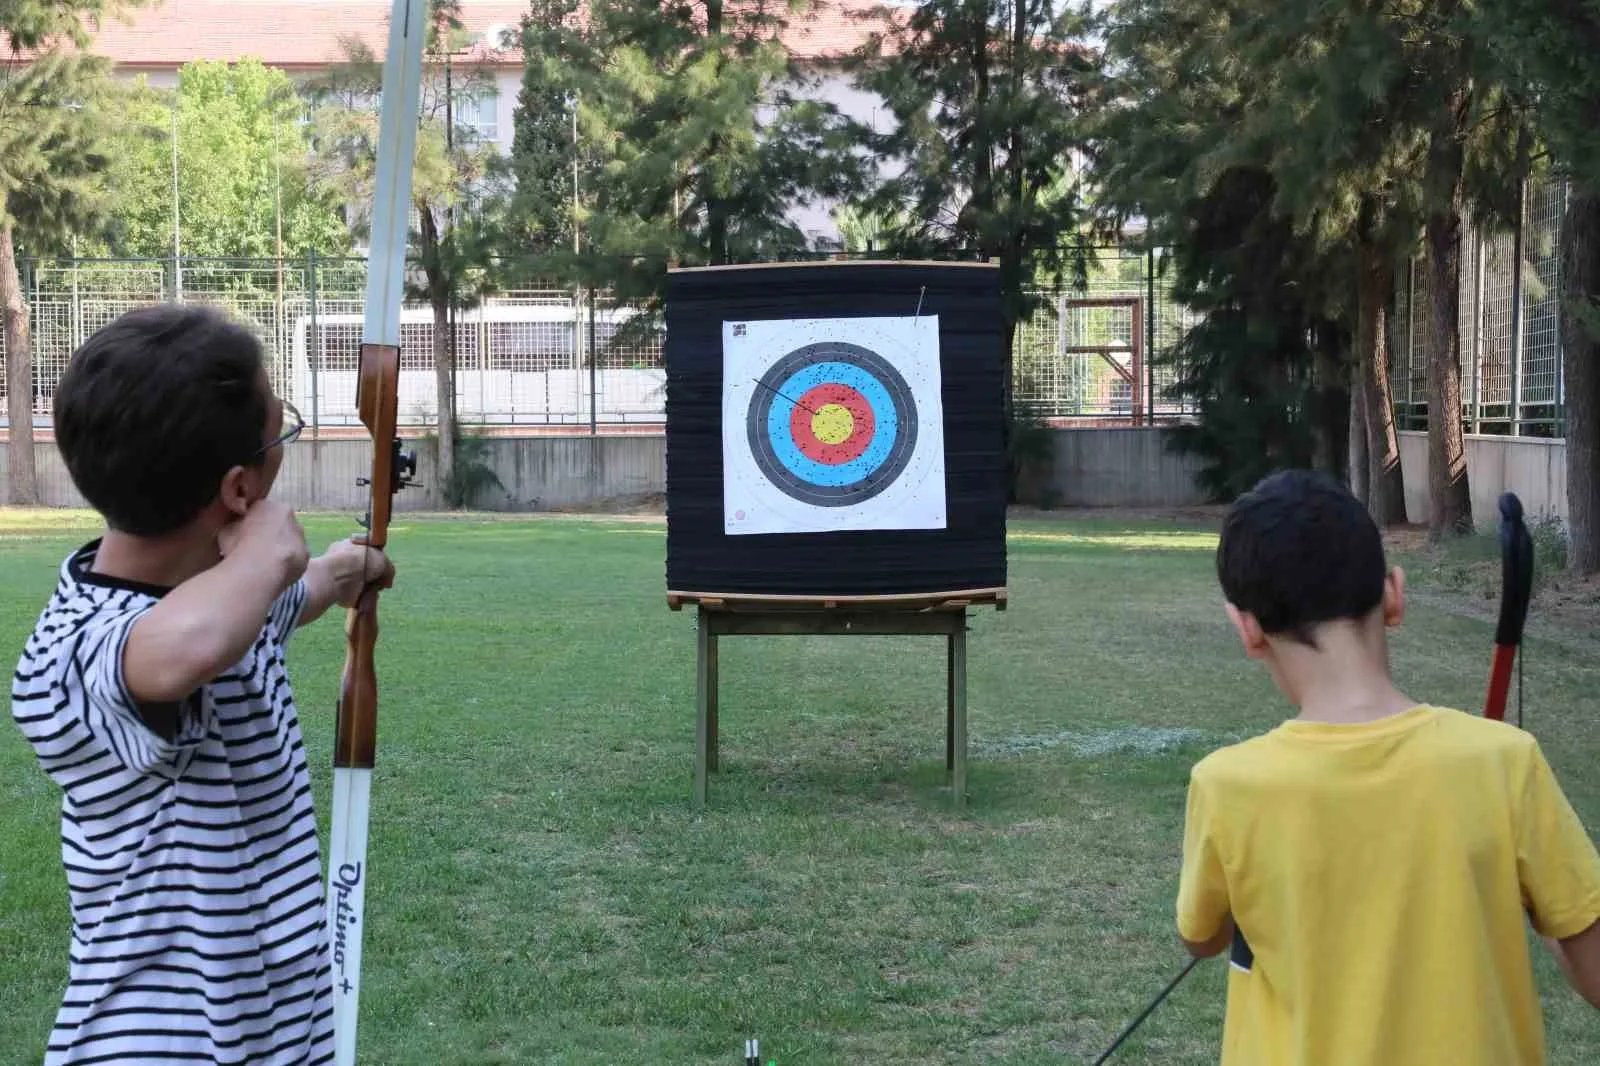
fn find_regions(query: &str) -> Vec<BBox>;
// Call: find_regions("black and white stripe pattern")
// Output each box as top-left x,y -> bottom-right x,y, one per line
11,542 -> 333,1065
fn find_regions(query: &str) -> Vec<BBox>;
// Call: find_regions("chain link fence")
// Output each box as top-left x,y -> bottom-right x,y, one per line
1,255 -> 667,431
3,248 -> 1201,431
1392,178 -> 1569,437
5,220 -> 1572,436
1012,245 -> 1200,423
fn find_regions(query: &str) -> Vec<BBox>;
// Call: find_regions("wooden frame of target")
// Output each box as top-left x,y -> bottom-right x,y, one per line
663,260 -> 1009,808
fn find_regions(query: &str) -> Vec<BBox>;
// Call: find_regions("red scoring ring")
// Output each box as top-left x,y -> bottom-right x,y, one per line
789,383 -> 875,465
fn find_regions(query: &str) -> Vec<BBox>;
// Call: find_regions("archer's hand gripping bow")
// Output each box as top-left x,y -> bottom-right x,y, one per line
325,0 -> 426,1062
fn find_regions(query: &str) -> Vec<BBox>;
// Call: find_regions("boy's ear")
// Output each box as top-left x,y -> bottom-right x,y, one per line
1224,602 -> 1270,660
217,464 -> 253,520
1382,565 -> 1407,628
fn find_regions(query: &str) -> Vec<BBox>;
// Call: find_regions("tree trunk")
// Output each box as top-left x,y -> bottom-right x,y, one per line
1349,367 -> 1370,504
1563,189 -> 1600,575
1311,322 -> 1348,482
1357,242 -> 1407,525
416,201 -> 456,498
999,248 -> 1023,427
703,0 -> 728,264
2,224 -> 38,506
431,295 -> 455,494
1002,0 -> 1025,429
1424,203 -> 1473,539
969,9 -> 994,227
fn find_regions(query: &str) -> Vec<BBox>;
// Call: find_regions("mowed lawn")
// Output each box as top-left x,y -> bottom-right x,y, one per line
1,508 -> 1596,1066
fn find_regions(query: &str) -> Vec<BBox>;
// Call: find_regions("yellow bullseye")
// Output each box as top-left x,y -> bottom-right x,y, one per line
810,403 -> 854,445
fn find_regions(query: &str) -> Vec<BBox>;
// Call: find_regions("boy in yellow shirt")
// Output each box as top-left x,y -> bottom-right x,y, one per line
1178,470 -> 1600,1066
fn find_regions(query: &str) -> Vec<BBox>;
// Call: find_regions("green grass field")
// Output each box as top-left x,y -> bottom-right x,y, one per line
1,509 -> 1596,1066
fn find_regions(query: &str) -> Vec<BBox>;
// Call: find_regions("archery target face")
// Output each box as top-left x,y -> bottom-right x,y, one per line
722,315 -> 946,535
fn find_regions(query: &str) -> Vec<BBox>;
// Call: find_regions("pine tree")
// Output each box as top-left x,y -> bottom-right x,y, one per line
1476,0 -> 1600,574
2,0 -> 145,504
1179,0 -> 1426,525
526,0 -> 870,300
848,0 -> 1098,424
1093,0 -> 1354,495
1153,169 -> 1349,498
1100,0 -> 1527,527
500,0 -> 588,260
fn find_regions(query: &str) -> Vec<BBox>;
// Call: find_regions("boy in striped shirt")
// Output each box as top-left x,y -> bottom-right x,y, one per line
11,304 -> 394,1065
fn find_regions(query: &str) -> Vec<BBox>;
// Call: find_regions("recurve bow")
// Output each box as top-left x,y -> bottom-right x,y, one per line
1484,492 -> 1534,725
326,0 -> 427,1062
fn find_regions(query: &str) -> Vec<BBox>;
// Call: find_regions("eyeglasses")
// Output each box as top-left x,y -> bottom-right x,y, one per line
253,399 -> 304,459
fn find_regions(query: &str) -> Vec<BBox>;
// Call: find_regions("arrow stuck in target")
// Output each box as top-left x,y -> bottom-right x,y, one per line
752,377 -> 821,416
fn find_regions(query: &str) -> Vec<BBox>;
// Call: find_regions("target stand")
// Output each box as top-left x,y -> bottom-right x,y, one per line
668,589 -> 1006,809
664,260 -> 1008,810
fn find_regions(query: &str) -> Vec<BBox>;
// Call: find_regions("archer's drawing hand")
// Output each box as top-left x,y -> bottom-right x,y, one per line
323,536 -> 397,607
219,499 -> 310,589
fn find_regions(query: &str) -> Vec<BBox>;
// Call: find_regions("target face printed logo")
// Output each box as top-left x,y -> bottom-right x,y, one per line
723,316 -> 946,535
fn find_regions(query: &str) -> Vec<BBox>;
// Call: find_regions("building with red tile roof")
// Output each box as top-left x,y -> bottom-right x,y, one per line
20,0 -> 907,242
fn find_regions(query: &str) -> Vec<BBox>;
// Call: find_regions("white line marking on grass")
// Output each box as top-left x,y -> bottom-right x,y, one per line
975,726 -> 1226,758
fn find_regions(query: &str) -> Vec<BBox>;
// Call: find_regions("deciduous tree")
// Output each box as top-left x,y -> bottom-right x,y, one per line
92,60 -> 348,260
307,0 -> 498,492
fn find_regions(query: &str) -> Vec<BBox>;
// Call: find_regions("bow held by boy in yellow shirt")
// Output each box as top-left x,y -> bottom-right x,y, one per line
1177,470 -> 1600,1066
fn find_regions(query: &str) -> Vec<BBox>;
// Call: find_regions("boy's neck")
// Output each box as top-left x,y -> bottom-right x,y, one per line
1276,625 -> 1417,725
1293,676 -> 1419,725
91,526 -> 222,590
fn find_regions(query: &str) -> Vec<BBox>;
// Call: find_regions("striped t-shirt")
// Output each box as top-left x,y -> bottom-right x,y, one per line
10,540 -> 334,1065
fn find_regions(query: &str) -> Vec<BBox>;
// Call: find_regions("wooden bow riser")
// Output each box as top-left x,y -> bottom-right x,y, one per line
335,341 -> 405,774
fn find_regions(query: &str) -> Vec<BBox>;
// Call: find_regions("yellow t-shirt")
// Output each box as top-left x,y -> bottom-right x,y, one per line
1177,705 -> 1600,1066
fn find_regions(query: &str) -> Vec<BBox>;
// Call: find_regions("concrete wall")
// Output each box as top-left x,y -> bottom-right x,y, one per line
0,434 -> 667,513
1,428 -> 1570,520
1397,430 -> 1567,529
1041,428 -> 1210,507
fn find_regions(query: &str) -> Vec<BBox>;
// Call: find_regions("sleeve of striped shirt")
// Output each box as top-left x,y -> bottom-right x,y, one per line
74,609 -> 212,778
269,578 -> 310,646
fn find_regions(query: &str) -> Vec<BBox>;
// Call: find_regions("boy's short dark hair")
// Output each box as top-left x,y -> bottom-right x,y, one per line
54,303 -> 270,537
1216,469 -> 1387,645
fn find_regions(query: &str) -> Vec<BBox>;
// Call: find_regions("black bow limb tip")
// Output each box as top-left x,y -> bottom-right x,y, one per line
1485,492 -> 1534,724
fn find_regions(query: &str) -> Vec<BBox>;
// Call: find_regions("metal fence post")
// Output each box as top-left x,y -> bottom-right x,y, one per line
71,251 -> 83,350
1471,232 -> 1485,434
1509,178 -> 1526,436
1556,180 -> 1568,437
308,249 -> 320,438
1145,248 -> 1156,423
588,285 -> 598,436
1404,257 -> 1415,421
23,258 -> 36,416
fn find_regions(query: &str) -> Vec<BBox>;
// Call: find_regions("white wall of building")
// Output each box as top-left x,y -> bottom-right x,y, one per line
781,65 -> 896,245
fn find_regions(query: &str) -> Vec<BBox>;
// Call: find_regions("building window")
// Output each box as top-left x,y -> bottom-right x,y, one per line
454,88 -> 499,144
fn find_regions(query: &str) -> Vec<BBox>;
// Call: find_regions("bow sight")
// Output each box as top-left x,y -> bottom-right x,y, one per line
357,439 -> 418,495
